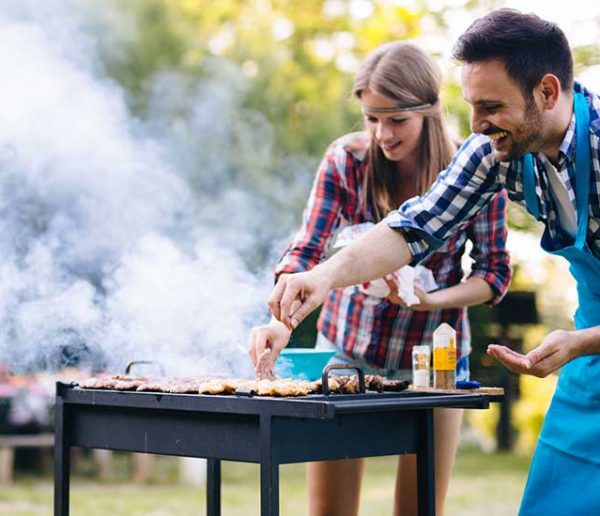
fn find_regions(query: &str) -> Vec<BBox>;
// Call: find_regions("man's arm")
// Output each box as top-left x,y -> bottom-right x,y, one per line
320,221 -> 412,289
488,326 -> 600,377
268,221 -> 412,329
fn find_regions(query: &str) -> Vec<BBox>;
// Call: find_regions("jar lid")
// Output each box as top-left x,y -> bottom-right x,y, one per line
413,345 -> 431,353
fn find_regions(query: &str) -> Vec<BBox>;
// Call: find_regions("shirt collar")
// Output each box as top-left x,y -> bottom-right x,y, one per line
558,114 -> 576,166
555,81 -> 586,166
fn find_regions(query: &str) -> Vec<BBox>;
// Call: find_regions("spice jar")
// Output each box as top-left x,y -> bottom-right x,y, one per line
412,345 -> 431,388
433,323 -> 456,389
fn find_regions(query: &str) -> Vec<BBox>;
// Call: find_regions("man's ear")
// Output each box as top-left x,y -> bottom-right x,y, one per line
536,74 -> 561,110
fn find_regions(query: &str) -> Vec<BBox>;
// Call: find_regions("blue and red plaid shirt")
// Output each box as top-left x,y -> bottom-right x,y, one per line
275,132 -> 511,370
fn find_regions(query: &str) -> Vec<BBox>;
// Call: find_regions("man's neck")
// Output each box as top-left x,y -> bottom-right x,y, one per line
540,93 -> 574,166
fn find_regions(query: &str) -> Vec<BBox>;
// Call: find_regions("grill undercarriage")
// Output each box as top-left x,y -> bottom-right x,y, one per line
55,381 -> 495,516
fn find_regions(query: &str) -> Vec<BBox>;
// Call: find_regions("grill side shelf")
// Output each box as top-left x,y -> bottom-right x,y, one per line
329,393 -> 491,414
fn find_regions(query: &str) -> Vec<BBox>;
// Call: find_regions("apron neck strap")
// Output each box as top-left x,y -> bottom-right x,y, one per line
522,92 -> 591,247
573,92 -> 591,248
522,153 -> 538,219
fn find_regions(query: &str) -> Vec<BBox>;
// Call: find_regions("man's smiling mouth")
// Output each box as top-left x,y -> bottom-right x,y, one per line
487,131 -> 508,142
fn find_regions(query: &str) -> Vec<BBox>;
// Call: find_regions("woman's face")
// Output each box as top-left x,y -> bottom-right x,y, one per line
361,89 -> 424,163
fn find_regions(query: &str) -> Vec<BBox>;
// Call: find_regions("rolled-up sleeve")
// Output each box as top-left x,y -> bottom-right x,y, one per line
466,189 -> 512,305
385,134 -> 502,265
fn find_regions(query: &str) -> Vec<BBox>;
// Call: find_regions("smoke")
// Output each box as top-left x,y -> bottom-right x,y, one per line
140,59 -> 314,266
0,0 -> 293,377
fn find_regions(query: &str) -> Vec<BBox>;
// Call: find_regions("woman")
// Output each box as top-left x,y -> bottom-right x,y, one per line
249,42 -> 511,516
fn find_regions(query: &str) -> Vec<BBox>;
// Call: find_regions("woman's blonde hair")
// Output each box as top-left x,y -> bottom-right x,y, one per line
353,42 -> 455,221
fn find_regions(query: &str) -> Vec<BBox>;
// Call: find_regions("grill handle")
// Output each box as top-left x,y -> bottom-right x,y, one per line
125,360 -> 166,376
321,364 -> 365,395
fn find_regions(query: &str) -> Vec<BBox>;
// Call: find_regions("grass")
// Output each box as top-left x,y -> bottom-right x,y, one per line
0,447 -> 530,515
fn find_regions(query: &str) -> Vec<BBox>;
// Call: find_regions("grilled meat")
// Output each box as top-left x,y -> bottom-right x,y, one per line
381,379 -> 410,391
136,380 -> 175,392
254,379 -> 320,397
78,373 -> 408,397
79,376 -> 148,390
255,349 -> 277,381
365,374 -> 385,392
329,375 -> 360,394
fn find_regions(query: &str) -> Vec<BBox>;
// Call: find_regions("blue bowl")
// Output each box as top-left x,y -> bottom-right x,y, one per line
274,349 -> 336,381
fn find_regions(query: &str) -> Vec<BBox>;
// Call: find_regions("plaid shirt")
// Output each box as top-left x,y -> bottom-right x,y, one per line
275,132 -> 511,370
388,82 -> 600,265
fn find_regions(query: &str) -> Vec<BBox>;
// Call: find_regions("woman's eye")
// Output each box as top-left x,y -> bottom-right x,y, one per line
366,116 -> 378,123
391,118 -> 406,124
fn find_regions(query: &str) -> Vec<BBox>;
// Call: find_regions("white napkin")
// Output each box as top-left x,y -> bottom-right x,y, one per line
334,223 -> 438,305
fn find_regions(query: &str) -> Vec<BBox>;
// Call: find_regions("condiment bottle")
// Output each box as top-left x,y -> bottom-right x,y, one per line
433,323 -> 456,389
412,345 -> 431,388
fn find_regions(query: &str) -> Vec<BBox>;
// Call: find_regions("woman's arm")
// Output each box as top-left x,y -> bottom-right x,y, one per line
273,141 -> 350,278
251,140 -> 352,365
387,275 -> 493,311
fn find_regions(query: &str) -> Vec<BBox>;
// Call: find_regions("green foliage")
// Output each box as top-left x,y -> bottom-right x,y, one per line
86,0 -> 425,157
573,45 -> 600,72
89,1 -> 600,166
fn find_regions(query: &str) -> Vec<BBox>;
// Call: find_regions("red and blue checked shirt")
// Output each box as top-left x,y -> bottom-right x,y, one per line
275,132 -> 511,370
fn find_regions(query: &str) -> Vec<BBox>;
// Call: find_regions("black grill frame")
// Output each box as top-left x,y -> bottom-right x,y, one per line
54,381 -> 495,516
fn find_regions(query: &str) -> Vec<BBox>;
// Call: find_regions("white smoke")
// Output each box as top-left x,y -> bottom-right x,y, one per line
0,1 -> 278,377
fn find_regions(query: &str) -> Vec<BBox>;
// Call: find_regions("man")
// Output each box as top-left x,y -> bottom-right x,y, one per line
269,9 -> 600,515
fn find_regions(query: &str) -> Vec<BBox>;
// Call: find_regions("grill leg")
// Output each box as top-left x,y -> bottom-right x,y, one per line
206,459 -> 221,516
54,398 -> 70,516
260,460 -> 279,516
416,409 -> 435,516
260,415 -> 279,516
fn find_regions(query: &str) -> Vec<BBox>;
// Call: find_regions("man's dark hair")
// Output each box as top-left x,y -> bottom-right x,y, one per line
453,9 -> 573,102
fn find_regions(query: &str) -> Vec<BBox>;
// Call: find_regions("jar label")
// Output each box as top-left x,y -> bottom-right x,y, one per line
414,353 -> 430,370
433,348 -> 456,371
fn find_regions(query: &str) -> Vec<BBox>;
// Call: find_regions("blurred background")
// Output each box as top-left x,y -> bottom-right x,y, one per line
1,0 -> 599,514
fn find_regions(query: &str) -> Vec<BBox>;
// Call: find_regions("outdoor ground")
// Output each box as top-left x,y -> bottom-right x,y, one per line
0,447 -> 529,515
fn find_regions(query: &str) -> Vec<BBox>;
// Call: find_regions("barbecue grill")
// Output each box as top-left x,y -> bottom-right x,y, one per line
54,374 -> 498,516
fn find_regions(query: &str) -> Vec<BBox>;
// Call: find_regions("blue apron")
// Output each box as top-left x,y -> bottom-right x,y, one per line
519,93 -> 600,515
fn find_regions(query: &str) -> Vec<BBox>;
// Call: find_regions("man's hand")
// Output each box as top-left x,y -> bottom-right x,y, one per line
487,329 -> 578,378
248,319 -> 292,370
268,270 -> 333,329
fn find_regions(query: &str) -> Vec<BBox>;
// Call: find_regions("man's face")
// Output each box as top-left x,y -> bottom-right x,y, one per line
461,59 -> 544,162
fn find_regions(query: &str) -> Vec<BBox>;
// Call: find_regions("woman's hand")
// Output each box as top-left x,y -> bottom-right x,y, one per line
384,276 -> 438,311
248,319 -> 293,370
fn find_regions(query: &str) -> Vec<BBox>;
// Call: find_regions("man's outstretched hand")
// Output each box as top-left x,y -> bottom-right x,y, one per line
487,329 -> 577,378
